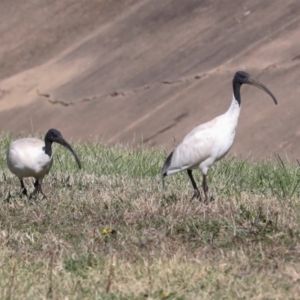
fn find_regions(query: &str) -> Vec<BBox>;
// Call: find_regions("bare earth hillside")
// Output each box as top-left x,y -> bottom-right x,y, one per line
0,0 -> 300,159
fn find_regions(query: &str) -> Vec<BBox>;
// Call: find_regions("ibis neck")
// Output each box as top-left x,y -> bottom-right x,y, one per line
44,140 -> 53,157
233,81 -> 242,106
226,95 -> 241,122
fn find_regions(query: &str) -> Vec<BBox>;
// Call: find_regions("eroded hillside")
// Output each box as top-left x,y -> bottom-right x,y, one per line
0,0 -> 300,158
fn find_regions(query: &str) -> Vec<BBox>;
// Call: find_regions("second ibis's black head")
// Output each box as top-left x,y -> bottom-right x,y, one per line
233,71 -> 277,106
44,129 -> 82,169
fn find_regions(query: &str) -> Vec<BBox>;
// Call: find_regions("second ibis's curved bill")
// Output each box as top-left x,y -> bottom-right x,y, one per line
246,77 -> 278,105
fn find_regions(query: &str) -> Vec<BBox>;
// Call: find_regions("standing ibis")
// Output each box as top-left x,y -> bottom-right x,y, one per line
7,128 -> 81,198
162,71 -> 277,203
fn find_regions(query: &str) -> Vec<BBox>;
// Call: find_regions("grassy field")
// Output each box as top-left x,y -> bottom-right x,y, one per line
0,134 -> 300,299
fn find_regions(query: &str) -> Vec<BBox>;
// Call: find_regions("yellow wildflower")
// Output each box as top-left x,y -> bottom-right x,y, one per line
102,228 -> 112,235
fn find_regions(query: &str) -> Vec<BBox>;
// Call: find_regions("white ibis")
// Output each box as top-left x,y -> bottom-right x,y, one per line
7,128 -> 81,198
162,71 -> 277,203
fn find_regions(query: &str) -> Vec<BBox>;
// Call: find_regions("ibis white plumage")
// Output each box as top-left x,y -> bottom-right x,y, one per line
162,71 -> 277,202
7,128 -> 81,198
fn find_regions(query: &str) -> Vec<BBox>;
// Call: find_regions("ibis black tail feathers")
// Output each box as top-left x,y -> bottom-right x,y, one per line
161,150 -> 174,177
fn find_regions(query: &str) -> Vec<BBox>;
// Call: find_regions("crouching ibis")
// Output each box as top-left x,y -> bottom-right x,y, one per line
7,128 -> 81,198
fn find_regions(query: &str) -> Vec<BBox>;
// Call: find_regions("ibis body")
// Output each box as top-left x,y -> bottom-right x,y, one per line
7,129 -> 81,198
162,71 -> 277,202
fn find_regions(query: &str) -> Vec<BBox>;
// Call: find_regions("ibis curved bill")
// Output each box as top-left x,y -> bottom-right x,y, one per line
162,71 -> 277,203
7,128 -> 81,198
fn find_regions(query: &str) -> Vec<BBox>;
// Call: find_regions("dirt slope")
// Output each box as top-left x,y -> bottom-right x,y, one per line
0,0 -> 300,159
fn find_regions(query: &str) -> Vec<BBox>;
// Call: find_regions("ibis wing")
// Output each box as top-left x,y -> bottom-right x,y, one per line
164,131 -> 216,175
162,150 -> 174,177
7,138 -> 52,178
162,115 -> 225,175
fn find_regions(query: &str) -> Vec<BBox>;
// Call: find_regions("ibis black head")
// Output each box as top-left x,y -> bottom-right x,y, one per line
233,71 -> 277,105
233,71 -> 251,84
44,128 -> 82,169
45,129 -> 63,143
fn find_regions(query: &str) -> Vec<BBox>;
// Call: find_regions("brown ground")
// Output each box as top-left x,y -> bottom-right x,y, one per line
1,0 -> 300,159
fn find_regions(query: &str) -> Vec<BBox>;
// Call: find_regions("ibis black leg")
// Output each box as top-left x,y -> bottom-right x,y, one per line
30,180 -> 46,199
187,170 -> 200,200
20,179 -> 28,197
202,174 -> 210,203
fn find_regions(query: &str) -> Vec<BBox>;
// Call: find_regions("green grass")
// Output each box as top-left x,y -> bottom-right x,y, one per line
1,134 -> 300,299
